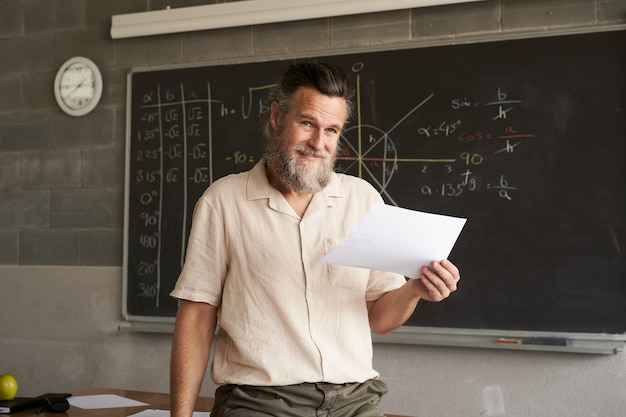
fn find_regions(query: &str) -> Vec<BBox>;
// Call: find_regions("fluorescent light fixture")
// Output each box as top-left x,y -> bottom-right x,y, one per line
111,0 -> 485,39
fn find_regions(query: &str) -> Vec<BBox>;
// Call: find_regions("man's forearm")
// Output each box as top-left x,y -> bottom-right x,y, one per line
170,301 -> 217,417
368,282 -> 420,335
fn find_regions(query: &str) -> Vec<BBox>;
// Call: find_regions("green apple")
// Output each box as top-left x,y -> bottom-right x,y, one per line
0,374 -> 18,401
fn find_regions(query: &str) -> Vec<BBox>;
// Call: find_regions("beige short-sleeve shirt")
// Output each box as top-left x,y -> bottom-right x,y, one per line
170,160 -> 406,386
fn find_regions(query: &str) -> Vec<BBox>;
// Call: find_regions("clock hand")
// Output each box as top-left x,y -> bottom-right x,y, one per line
65,77 -> 88,98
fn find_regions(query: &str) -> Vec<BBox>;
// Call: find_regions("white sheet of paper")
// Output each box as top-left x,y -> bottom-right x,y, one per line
129,410 -> 211,417
68,394 -> 148,409
321,204 -> 466,279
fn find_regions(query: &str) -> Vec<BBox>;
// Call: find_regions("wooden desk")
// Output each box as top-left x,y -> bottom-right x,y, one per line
10,389 -> 211,417
11,388 -> 413,417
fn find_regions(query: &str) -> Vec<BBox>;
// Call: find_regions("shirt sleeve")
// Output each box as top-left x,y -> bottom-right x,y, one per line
169,195 -> 226,307
364,269 -> 406,301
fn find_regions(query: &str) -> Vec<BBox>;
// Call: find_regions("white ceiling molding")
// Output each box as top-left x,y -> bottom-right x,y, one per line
111,0 -> 485,39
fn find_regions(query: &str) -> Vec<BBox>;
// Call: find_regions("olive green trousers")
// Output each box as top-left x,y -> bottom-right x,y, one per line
211,378 -> 389,417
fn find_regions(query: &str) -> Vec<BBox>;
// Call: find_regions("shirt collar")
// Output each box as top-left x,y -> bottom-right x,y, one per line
246,158 -> 345,205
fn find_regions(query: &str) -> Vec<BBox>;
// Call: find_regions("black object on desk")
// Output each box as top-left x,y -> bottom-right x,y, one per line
0,393 -> 70,414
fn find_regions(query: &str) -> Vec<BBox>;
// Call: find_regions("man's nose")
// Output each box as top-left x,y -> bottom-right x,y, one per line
308,128 -> 326,150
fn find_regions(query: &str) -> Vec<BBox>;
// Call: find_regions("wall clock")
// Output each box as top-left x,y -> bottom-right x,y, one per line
54,56 -> 103,117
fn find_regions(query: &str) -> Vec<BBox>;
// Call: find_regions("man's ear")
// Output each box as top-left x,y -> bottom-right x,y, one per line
270,101 -> 281,130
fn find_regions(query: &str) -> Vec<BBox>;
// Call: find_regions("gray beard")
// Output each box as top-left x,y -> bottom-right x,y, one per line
264,133 -> 336,194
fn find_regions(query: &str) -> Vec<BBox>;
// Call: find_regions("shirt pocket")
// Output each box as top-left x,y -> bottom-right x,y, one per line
323,237 -> 368,290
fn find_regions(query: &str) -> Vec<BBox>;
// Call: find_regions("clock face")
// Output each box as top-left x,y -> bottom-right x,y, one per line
59,62 -> 97,110
54,57 -> 103,116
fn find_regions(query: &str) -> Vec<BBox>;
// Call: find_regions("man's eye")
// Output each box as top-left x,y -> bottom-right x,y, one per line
301,121 -> 312,127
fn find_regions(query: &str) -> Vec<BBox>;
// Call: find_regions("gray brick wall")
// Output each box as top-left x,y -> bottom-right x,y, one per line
0,0 -> 624,266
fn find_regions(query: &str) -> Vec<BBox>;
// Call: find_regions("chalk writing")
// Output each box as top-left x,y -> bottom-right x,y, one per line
128,65 -> 541,311
122,30 -> 626,340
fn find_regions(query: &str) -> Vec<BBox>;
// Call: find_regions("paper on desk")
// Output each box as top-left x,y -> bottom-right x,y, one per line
129,410 -> 211,417
68,394 -> 148,409
321,204 -> 466,279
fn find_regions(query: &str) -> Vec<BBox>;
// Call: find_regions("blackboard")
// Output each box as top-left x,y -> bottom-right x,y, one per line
123,29 -> 625,343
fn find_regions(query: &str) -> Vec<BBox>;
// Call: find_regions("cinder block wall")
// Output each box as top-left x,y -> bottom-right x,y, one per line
1,0 -> 624,267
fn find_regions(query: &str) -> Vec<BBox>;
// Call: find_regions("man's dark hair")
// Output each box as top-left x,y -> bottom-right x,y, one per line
263,61 -> 355,140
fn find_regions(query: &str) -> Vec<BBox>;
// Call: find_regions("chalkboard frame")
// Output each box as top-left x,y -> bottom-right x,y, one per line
122,25 -> 626,354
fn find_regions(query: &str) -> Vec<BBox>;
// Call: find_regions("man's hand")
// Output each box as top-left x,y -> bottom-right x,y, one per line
367,259 -> 460,335
407,259 -> 460,302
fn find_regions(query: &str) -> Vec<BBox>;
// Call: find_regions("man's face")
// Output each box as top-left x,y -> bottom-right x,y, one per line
266,87 -> 347,194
